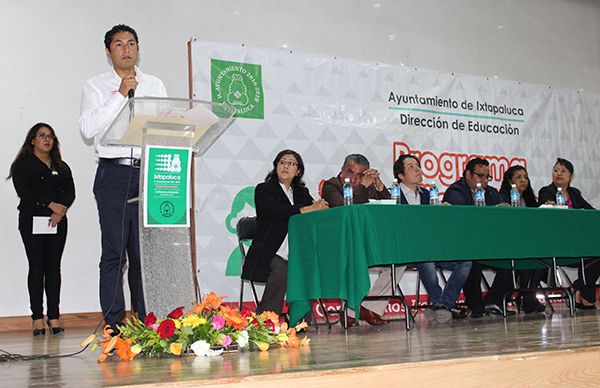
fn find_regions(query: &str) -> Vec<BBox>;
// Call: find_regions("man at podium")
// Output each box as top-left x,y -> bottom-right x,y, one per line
78,24 -> 167,332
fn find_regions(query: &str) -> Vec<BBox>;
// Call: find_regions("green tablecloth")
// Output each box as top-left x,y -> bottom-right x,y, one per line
287,204 -> 600,324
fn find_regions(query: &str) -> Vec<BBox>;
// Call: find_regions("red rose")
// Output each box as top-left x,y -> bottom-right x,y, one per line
264,319 -> 275,332
251,318 -> 261,327
240,308 -> 253,318
157,319 -> 176,338
167,306 -> 184,319
144,312 -> 157,327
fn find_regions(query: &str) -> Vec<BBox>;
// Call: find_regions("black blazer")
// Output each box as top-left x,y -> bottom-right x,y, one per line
12,154 -> 75,216
241,178 -> 314,282
538,183 -> 594,210
443,177 -> 504,206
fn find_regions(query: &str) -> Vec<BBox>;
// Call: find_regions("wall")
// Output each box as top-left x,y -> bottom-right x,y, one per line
1,0 -> 599,317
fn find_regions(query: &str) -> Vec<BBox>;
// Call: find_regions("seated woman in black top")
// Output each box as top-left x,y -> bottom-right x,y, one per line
499,166 -> 546,314
241,149 -> 328,316
538,158 -> 594,209
8,123 -> 75,335
538,158 -> 596,309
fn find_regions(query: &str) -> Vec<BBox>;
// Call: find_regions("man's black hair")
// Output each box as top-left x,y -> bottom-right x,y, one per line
463,157 -> 489,178
104,24 -> 139,51
393,154 -> 420,179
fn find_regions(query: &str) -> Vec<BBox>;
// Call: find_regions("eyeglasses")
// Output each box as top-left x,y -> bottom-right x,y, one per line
552,168 -> 570,174
473,172 -> 492,180
36,133 -> 55,140
278,160 -> 298,167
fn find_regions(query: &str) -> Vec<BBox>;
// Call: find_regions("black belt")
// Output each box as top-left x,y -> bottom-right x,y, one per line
100,158 -> 141,168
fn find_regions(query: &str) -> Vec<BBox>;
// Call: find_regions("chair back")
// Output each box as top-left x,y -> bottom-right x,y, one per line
236,216 -> 257,242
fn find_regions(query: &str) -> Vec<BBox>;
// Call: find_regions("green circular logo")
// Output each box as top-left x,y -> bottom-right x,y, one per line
160,201 -> 175,217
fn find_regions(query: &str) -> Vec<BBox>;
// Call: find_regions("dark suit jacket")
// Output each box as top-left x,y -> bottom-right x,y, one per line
399,186 -> 431,205
12,154 -> 75,216
443,177 -> 504,206
538,183 -> 594,209
241,178 -> 314,282
322,175 -> 391,208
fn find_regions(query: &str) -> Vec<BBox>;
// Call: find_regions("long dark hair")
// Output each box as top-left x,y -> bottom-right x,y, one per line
500,165 -> 538,207
7,122 -> 62,179
265,149 -> 306,187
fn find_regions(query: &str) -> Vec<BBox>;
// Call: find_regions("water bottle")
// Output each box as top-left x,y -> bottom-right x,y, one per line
556,187 -> 566,206
391,179 -> 400,204
429,182 -> 440,205
343,178 -> 353,206
474,183 -> 485,206
510,184 -> 520,207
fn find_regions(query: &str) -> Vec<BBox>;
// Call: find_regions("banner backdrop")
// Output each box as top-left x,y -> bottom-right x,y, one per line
189,40 -> 600,306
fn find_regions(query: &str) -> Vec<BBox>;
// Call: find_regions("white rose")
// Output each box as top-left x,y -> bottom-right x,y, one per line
237,330 -> 249,348
190,340 -> 223,357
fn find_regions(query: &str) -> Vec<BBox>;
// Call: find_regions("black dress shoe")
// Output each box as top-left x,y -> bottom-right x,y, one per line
575,302 -> 596,310
450,306 -> 471,320
32,319 -> 45,336
523,303 -> 546,314
46,320 -> 64,335
485,303 -> 516,316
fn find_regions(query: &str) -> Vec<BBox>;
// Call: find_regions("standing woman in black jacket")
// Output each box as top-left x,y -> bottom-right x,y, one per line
241,149 -> 328,316
8,123 -> 75,335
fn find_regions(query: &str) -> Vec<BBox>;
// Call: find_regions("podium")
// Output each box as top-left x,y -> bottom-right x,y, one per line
100,97 -> 235,316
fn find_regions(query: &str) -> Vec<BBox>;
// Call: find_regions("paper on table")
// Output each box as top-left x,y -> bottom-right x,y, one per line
32,216 -> 57,234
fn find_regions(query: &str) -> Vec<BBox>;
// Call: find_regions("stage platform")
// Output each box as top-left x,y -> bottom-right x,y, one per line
1,306 -> 600,387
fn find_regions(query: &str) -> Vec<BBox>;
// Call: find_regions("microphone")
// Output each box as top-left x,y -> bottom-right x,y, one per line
128,89 -> 135,122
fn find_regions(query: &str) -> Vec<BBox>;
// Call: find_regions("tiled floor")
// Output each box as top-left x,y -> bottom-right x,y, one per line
1,307 -> 600,387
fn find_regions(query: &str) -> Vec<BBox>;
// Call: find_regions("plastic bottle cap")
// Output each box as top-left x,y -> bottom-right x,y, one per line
344,178 -> 350,183
393,178 -> 398,183
476,183 -> 482,188
511,184 -> 516,188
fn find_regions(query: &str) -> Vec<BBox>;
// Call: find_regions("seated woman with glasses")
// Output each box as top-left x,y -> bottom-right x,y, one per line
538,158 -> 596,309
241,149 -> 328,318
499,166 -> 546,314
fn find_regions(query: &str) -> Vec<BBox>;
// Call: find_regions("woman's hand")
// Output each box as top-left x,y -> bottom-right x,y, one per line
49,212 -> 63,227
48,202 -> 67,217
300,199 -> 329,213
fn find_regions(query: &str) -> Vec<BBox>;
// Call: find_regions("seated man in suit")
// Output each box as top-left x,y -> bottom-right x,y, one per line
443,157 -> 514,318
321,154 -> 392,326
394,154 -> 472,324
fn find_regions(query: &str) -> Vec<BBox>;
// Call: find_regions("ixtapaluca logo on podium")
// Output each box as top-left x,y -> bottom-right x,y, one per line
211,58 -> 264,119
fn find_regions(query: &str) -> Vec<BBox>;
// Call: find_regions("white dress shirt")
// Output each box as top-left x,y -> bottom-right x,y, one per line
79,66 -> 167,158
400,182 -> 422,205
276,182 -> 294,260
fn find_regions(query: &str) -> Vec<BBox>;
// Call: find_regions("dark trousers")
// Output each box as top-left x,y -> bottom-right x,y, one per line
94,161 -> 145,327
18,213 -> 67,320
574,258 -> 600,303
463,262 -> 513,312
256,256 -> 287,316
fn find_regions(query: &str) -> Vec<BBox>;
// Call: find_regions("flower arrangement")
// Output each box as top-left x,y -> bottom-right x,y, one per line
81,292 -> 309,362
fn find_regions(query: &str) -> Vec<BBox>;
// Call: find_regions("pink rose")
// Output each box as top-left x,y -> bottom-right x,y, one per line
211,315 -> 225,330
220,334 -> 232,347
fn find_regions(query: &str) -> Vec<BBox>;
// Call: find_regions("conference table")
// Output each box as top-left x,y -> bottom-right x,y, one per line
287,204 -> 600,324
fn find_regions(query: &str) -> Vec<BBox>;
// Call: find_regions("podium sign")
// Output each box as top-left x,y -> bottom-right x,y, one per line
144,145 -> 192,228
